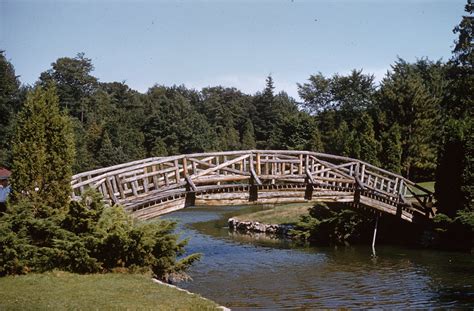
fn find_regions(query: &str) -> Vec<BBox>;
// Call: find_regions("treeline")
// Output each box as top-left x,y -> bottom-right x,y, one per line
0,55 -> 461,181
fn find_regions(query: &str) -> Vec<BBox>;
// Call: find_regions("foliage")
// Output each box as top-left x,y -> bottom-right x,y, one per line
452,0 -> 474,67
0,51 -> 22,168
0,190 -> 201,282
39,53 -> 98,122
379,123 -> 403,174
10,85 -> 75,211
432,210 -> 473,251
290,203 -> 372,245
435,1 -> 474,228
435,118 -> 473,218
377,58 -> 443,180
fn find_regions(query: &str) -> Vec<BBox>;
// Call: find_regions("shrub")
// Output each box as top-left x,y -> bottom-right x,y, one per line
0,190 -> 201,282
290,202 -> 372,245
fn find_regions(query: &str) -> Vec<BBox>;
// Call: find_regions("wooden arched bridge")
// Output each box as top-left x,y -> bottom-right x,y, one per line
71,150 -> 435,222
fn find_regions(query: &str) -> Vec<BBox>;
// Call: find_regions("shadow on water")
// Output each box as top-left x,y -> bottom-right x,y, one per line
159,205 -> 474,309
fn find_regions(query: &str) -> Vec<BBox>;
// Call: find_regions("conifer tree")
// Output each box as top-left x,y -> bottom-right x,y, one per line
379,60 -> 440,179
96,131 -> 117,167
380,124 -> 402,174
10,85 -> 75,211
0,51 -> 22,167
254,75 -> 276,147
352,113 -> 380,166
241,120 -> 256,149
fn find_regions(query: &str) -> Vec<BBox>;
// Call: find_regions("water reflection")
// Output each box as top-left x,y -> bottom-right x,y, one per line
161,205 -> 474,309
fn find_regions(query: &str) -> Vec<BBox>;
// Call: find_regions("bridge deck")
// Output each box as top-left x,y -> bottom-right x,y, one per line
71,150 -> 434,222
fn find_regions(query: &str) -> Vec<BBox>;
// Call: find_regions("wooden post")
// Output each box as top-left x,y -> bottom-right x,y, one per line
185,192 -> 196,207
361,164 -> 366,184
372,214 -> 379,257
174,160 -> 180,183
249,185 -> 258,202
298,154 -> 303,175
256,153 -> 261,175
182,157 -> 188,177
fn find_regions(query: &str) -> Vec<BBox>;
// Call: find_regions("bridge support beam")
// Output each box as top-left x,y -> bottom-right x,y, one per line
185,176 -> 197,207
304,184 -> 313,200
372,214 -> 379,257
249,185 -> 258,202
185,192 -> 196,207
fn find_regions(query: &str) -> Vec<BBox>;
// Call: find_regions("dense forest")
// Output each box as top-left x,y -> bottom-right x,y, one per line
0,1 -> 472,250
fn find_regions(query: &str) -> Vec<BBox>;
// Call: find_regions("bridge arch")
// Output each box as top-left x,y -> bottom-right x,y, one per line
71,150 -> 434,222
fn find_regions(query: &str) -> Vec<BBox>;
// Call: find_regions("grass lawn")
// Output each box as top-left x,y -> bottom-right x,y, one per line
0,271 -> 220,310
234,203 -> 313,225
409,181 -> 435,195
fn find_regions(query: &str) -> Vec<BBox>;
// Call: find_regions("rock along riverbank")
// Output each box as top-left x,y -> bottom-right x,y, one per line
228,217 -> 294,237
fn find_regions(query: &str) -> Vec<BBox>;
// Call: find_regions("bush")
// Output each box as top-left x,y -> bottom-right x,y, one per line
432,211 -> 474,251
0,190 -> 201,282
290,202 -> 372,245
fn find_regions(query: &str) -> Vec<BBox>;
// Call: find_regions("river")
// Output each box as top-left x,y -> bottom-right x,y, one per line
162,204 -> 474,309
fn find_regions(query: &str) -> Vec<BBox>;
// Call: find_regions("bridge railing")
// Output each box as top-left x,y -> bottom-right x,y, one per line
71,150 -> 434,215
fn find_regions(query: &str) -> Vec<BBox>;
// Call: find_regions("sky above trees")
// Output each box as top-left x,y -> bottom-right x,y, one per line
0,0 -> 466,98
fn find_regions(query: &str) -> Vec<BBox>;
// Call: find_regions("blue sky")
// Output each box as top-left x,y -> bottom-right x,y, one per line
0,0 -> 466,99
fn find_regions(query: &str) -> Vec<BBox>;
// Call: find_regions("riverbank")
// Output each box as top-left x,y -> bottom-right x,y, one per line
0,271 -> 222,310
169,205 -> 474,308
228,203 -> 312,237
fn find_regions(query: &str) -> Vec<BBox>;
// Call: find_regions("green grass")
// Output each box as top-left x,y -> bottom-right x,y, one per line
234,203 -> 313,225
0,271 -> 220,310
408,181 -> 435,195
417,181 -> 435,192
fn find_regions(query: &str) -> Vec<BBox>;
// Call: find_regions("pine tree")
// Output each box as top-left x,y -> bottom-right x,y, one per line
10,85 -> 75,211
96,131 -> 118,167
307,126 -> 324,152
254,75 -> 276,148
0,51 -> 22,167
331,121 -> 353,157
379,59 -> 441,179
241,120 -> 256,149
352,113 -> 380,166
380,124 -> 402,174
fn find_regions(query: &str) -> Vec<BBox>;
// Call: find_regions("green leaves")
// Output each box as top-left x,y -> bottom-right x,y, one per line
0,190 -> 201,281
11,86 -> 74,211
291,203 -> 371,246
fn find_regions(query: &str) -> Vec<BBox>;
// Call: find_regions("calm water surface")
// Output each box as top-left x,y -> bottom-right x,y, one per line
162,205 -> 474,309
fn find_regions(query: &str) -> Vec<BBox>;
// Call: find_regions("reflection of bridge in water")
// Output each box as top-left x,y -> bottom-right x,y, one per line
71,150 -> 435,223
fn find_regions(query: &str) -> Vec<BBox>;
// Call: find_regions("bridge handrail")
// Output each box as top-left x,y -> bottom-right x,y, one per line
71,150 -> 434,199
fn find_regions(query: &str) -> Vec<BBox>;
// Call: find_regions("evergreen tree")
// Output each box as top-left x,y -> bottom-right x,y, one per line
452,0 -> 474,68
352,113 -> 380,166
378,59 -> 441,180
0,51 -> 22,167
436,0 -> 474,218
380,123 -> 402,174
10,85 -> 75,211
96,131 -> 118,167
330,121 -> 353,157
253,75 -> 277,148
241,119 -> 256,149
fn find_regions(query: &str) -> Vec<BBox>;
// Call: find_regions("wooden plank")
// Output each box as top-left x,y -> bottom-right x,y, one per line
298,154 -> 303,175
188,157 -> 250,176
185,176 -> 197,191
305,168 -> 315,184
250,165 -> 262,185
182,157 -> 188,177
191,154 -> 249,179
174,160 -> 180,183
105,177 -> 118,204
256,153 -> 261,175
